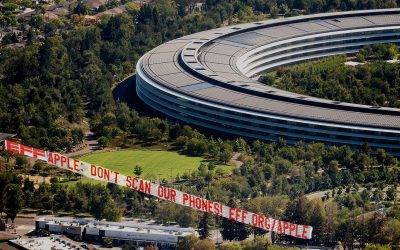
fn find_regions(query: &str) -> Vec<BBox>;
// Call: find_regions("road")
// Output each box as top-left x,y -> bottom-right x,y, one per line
65,131 -> 98,158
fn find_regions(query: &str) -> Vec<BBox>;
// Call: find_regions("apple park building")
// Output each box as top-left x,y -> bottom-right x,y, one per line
136,9 -> 400,156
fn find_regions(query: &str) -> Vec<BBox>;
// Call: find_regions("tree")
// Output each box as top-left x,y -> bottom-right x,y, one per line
284,196 -> 313,232
219,243 -> 242,250
74,2 -> 92,15
177,235 -> 199,250
33,161 -> 43,174
386,186 -> 396,201
381,219 -> 400,246
3,184 -> 24,223
198,212 -> 211,239
365,244 -> 391,250
220,199 -> 250,241
134,165 -> 143,177
377,149 -> 386,166
309,201 -> 326,244
103,237 -> 113,248
89,186 -> 121,220
193,239 -> 215,250
98,136 -> 109,149
176,207 -> 196,227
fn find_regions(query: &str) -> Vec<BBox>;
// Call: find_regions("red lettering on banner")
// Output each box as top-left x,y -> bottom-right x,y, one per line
73,159 -> 80,172
188,195 -> 195,208
290,223 -> 296,236
131,178 -> 151,194
6,141 -> 20,154
142,180 -> 151,194
54,154 -> 60,165
157,186 -> 176,202
98,167 -> 103,178
252,214 -> 257,227
207,201 -> 213,214
20,145 -> 33,157
91,165 -> 112,181
4,141 -> 314,240
278,221 -> 283,234
61,156 -> 68,168
133,178 -> 138,189
258,216 -> 265,229
91,165 -> 97,176
182,194 -> 222,215
296,225 -> 302,238
183,193 -> 189,204
265,217 -> 270,230
104,168 -> 110,181
217,203 -> 223,215
48,153 -> 54,164
229,208 -> 235,220
201,199 -> 207,212
242,210 -> 248,223
126,176 -> 133,188
302,226 -> 309,239
114,172 -> 119,183
235,209 -> 241,221
33,148 -> 46,160
284,222 -> 289,234
195,197 -> 201,209
232,208 -> 247,223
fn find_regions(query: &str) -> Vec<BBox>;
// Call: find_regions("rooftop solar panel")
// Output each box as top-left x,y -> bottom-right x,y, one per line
193,87 -> 247,102
159,72 -> 205,87
224,31 -> 272,46
364,14 -> 400,24
288,22 -> 331,32
204,43 -> 245,55
325,17 -> 374,28
148,62 -> 181,76
180,82 -> 214,92
255,26 -> 306,38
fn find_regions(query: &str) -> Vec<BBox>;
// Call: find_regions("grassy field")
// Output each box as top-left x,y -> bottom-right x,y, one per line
77,149 -> 230,180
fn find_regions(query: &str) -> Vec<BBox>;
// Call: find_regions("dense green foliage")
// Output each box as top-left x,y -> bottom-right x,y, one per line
261,44 -> 400,108
1,0 -> 400,248
0,0 -> 219,150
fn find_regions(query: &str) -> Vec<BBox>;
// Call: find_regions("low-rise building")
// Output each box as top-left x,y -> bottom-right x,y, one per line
9,235 -> 87,250
36,217 -> 195,249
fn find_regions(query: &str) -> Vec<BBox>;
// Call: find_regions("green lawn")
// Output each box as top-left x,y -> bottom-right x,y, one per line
78,150 -> 227,180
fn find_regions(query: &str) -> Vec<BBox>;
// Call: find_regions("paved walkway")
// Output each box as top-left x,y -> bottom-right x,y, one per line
230,152 -> 243,168
65,131 -> 98,158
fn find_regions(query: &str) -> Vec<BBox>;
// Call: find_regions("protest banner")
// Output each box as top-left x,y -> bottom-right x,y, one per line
4,140 -> 313,239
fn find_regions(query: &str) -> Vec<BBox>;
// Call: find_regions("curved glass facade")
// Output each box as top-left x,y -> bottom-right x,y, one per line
136,10 -> 400,156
